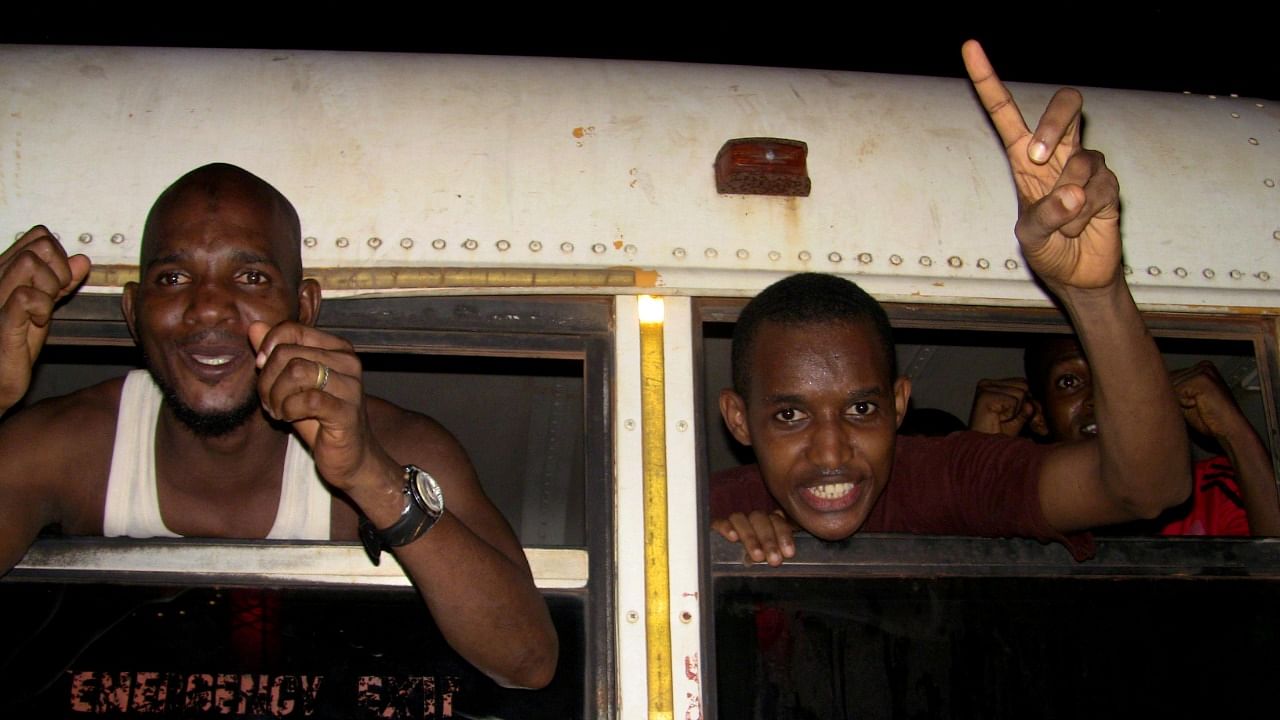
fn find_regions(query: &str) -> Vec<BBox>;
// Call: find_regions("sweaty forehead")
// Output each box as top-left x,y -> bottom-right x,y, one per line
748,320 -> 891,398
142,175 -> 301,277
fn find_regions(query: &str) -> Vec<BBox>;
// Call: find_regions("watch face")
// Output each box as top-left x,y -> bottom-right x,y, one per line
411,468 -> 445,515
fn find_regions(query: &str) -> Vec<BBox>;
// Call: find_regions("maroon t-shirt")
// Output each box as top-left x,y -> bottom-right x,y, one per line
710,431 -> 1096,561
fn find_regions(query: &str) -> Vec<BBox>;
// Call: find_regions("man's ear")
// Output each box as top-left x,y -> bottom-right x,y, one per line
1028,399 -> 1050,437
120,282 -> 139,343
719,389 -> 753,447
297,278 -> 321,327
893,376 -> 913,430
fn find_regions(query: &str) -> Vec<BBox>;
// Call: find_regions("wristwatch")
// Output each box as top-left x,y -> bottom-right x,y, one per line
359,464 -> 445,565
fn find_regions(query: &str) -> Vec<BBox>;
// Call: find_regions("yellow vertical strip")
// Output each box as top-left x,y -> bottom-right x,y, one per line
638,296 -> 673,720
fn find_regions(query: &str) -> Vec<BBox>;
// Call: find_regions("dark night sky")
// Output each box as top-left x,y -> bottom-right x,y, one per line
5,6 -> 1276,100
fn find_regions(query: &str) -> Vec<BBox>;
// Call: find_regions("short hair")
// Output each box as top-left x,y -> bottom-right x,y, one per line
141,163 -> 303,288
731,272 -> 897,399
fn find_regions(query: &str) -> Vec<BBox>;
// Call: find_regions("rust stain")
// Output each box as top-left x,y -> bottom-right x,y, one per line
632,269 -> 660,287
572,127 -> 585,139
613,240 -> 624,250
684,654 -> 699,681
933,282 -> 945,287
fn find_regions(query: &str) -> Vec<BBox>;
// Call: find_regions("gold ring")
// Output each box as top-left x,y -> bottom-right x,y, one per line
315,362 -> 330,392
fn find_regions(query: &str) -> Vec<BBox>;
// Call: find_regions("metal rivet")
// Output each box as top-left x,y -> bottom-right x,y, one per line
1209,95 -> 1217,100
592,243 -> 607,254
1203,268 -> 1216,279
1231,112 -> 1241,118
1005,259 -> 1019,270
919,256 -> 933,267
560,242 -> 575,253
529,240 -> 543,252
400,237 -> 414,249
798,251 -> 812,262
676,420 -> 688,432
367,237 -> 382,249
1182,91 -> 1191,95
828,252 -> 842,263
890,254 -> 903,266
1230,269 -> 1244,279
626,611 -> 639,624
110,233 -> 125,245
1257,272 -> 1271,282
673,247 -> 686,259
78,233 -> 92,244
1147,266 -> 1161,276
1265,179 -> 1276,188
462,238 -> 478,251
432,238 -> 446,250
736,249 -> 749,260
768,250 -> 781,261
1257,103 -> 1265,108
1174,267 -> 1188,278
336,237 -> 349,248
1249,138 -> 1260,145
705,248 -> 718,259
679,611 -> 693,623
624,419 -> 636,431
947,256 -> 962,268
496,239 -> 511,251
857,252 -> 873,264
625,244 -> 637,255
303,236 -> 317,248
977,258 -> 990,270
1231,93 -> 1239,98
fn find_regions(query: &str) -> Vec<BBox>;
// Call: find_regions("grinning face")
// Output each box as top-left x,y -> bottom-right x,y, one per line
720,319 -> 910,540
122,176 -> 318,436
1036,338 -> 1096,443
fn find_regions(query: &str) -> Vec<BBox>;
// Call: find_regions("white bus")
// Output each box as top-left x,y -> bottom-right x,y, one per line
2,44 -> 1277,718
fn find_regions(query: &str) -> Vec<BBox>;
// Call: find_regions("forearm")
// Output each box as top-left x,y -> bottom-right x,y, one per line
1059,281 -> 1190,516
391,514 -> 558,688
349,458 -> 557,689
1217,423 -> 1280,536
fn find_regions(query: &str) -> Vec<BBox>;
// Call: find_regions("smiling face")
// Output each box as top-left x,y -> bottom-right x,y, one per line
720,319 -> 911,540
122,165 -> 318,436
1032,337 -> 1096,443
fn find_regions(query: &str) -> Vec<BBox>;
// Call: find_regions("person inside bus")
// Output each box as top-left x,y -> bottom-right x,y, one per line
710,41 -> 1192,566
969,340 -> 1280,536
0,163 -> 557,689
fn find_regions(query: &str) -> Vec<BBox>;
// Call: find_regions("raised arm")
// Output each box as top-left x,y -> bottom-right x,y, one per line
0,226 -> 93,572
962,40 -> 1189,532
248,321 -> 557,689
1172,362 -> 1280,536
0,226 -> 91,413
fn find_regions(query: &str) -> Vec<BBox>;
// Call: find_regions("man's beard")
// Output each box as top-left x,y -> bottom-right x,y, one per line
148,367 -> 260,438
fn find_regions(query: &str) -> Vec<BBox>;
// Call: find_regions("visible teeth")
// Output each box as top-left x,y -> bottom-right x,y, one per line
194,356 -> 232,366
809,483 -> 853,500
1082,422 -> 1098,435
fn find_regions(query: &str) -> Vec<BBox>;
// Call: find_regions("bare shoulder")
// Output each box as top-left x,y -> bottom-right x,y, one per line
1,376 -> 123,458
0,376 -> 125,533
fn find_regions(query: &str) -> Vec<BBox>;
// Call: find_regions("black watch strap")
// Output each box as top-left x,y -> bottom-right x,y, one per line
359,465 -> 444,565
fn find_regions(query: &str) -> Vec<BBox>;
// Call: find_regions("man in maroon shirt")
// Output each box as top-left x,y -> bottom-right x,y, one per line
711,41 -> 1191,565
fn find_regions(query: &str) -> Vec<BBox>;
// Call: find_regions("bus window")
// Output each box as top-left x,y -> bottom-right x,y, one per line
696,299 -> 1280,718
4,293 -> 616,719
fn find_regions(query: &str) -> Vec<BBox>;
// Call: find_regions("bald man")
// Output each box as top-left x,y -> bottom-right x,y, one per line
0,163 -> 557,689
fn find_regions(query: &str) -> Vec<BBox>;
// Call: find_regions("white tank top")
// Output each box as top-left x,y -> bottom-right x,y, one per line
103,370 -> 331,539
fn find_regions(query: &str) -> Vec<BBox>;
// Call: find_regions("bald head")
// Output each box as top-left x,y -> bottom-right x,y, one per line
141,163 -> 303,289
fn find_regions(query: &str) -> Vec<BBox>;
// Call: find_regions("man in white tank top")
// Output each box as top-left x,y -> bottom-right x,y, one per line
0,164 -> 556,689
